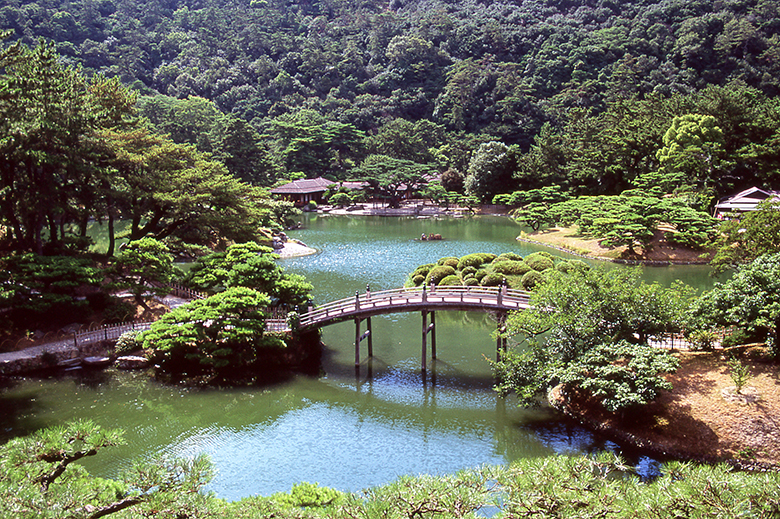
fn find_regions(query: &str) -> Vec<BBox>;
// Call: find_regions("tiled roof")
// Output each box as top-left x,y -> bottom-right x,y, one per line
270,177 -> 335,194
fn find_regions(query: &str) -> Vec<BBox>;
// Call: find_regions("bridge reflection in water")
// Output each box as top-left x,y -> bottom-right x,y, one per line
266,285 -> 532,372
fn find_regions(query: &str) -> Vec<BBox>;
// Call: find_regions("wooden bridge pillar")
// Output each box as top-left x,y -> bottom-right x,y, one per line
496,312 -> 507,361
422,310 -> 428,372
354,317 -> 373,368
421,310 -> 436,371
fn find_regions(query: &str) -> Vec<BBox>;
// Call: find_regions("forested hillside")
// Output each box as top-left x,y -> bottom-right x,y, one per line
2,0 -> 779,197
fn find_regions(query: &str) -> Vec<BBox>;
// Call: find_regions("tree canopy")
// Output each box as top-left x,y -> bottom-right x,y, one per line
494,266 -> 691,411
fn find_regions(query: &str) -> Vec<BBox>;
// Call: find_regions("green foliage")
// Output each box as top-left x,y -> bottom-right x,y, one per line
269,482 -> 344,509
328,192 -> 351,208
437,256 -> 460,267
480,273 -> 504,287
497,266 -> 691,410
464,142 -> 518,203
693,252 -> 780,356
457,253 -> 496,270
727,356 -> 752,394
115,330 -> 143,355
559,341 -> 679,412
141,287 -> 280,375
439,275 -> 461,286
492,260 -> 532,277
520,270 -> 544,291
654,114 -> 726,192
109,238 -> 178,310
0,253 -> 103,325
524,252 -> 555,272
687,329 -> 719,351
0,420 -> 213,519
425,265 -> 456,286
710,200 -> 780,274
185,242 -> 312,306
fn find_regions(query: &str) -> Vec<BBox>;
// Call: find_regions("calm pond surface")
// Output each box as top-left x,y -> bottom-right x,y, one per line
0,214 -> 717,500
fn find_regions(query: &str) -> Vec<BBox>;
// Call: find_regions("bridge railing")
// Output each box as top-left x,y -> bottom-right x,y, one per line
296,285 -> 531,329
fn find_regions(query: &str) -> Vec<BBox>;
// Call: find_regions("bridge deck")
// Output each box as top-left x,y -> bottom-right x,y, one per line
266,286 -> 531,332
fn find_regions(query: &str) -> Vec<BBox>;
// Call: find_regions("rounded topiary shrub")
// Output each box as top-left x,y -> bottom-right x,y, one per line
521,270 -> 544,290
464,277 -> 480,287
496,252 -> 523,261
412,274 -> 426,286
461,266 -> 477,277
475,269 -> 487,281
480,272 -> 504,286
426,265 -> 456,285
438,257 -> 460,268
438,274 -> 461,286
492,260 -> 532,276
413,263 -> 436,278
505,275 -> 524,289
555,260 -> 573,273
525,252 -> 555,272
457,253 -> 497,270
569,259 -> 590,271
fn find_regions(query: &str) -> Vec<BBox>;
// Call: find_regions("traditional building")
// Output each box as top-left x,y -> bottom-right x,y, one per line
713,187 -> 780,218
270,177 -> 367,206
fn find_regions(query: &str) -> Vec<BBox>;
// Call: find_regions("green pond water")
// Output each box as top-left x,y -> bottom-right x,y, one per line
0,214 -> 718,501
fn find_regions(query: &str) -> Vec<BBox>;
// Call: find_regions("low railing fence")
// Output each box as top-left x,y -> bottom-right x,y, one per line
298,286 -> 531,329
73,321 -> 152,348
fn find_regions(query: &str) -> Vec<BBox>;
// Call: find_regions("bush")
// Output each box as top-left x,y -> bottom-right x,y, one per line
481,273 -> 504,286
475,269 -> 487,281
438,257 -> 460,268
569,259 -> 591,271
413,263 -> 436,278
439,274 -> 461,286
496,252 -> 523,261
461,266 -> 477,277
521,270 -> 545,290
426,265 -> 456,285
555,260 -> 573,273
412,274 -> 426,286
464,277 -> 480,287
492,260 -> 532,276
687,329 -> 718,351
457,253 -> 497,270
115,330 -> 143,355
525,252 -> 555,272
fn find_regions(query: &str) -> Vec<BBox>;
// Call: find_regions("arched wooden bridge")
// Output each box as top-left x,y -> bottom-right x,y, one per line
266,285 -> 532,371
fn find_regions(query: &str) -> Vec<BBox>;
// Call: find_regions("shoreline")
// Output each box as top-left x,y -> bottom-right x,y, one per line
516,227 -> 714,266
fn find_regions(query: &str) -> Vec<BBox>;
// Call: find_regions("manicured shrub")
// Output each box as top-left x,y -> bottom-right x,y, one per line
412,274 -> 425,286
521,270 -> 544,290
461,266 -> 477,277
475,269 -> 487,281
569,259 -> 591,271
496,252 -> 523,261
439,274 -> 461,286
556,260 -> 573,273
426,265 -> 456,285
457,253 -> 497,270
480,273 -> 504,286
492,260 -> 532,276
438,257 -> 460,268
525,252 -> 554,272
505,275 -> 524,289
413,263 -> 436,278
464,277 -> 480,287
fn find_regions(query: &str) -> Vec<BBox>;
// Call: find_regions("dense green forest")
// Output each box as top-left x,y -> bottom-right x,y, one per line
2,0 -> 778,197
